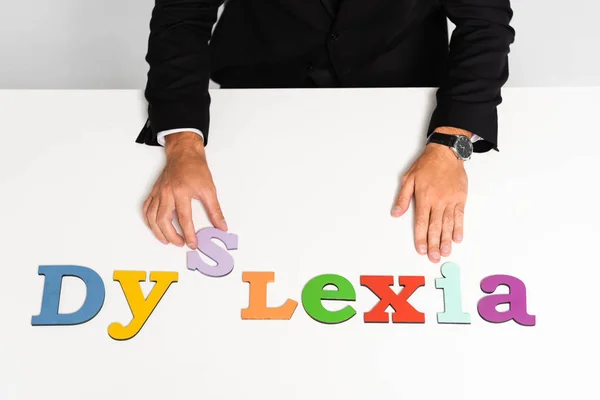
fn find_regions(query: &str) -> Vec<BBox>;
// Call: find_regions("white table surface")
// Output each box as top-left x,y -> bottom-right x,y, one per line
0,88 -> 598,399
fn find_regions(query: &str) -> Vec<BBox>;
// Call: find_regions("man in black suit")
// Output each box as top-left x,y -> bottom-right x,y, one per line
137,0 -> 515,263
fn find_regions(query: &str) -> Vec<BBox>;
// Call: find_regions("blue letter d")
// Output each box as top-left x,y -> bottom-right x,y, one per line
31,265 -> 105,326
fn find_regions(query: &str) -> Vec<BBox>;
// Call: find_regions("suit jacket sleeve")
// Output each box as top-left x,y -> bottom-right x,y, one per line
428,0 -> 515,152
141,0 -> 224,146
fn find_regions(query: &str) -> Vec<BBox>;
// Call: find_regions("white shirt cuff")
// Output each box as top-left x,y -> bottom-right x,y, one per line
156,128 -> 205,146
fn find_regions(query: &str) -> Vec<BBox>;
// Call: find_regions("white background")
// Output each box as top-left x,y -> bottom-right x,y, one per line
0,0 -> 597,89
0,87 -> 598,399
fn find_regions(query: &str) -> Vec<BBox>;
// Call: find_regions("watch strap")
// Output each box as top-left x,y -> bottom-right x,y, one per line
427,132 -> 458,147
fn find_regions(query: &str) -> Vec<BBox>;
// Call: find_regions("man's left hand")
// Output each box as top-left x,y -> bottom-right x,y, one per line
391,131 -> 469,263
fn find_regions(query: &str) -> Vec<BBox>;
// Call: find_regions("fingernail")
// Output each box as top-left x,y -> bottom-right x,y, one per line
430,251 -> 440,260
441,245 -> 450,255
455,234 -> 463,242
391,206 -> 402,217
418,245 -> 427,254
221,220 -> 228,231
162,240 -> 169,245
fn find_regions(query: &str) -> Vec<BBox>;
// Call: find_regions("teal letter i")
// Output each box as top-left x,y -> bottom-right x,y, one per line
435,262 -> 471,324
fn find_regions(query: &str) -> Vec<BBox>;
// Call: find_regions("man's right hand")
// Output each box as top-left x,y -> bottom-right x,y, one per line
142,131 -> 227,249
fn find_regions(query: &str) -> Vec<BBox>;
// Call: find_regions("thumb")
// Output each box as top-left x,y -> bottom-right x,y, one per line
392,175 -> 415,217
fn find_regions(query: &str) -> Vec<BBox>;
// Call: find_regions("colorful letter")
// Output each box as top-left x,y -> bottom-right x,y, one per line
477,275 -> 536,326
241,272 -> 298,320
301,274 -> 356,324
108,271 -> 178,340
435,262 -> 471,324
360,276 -> 425,323
187,227 -> 238,277
32,265 -> 105,326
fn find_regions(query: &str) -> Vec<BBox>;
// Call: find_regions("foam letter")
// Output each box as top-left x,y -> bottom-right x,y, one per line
32,265 -> 105,326
361,275 -> 425,323
187,227 -> 238,277
108,271 -> 178,340
435,262 -> 471,324
241,272 -> 298,320
301,274 -> 356,324
477,275 -> 536,326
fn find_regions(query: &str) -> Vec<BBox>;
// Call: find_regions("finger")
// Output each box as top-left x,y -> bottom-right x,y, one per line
199,187 -> 228,231
453,203 -> 465,243
174,193 -> 198,249
142,196 -> 153,229
392,175 -> 415,217
414,197 -> 430,256
427,206 -> 444,263
440,207 -> 454,257
157,194 -> 185,247
147,197 -> 168,244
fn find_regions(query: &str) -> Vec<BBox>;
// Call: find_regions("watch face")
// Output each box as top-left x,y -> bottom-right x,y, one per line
454,136 -> 473,159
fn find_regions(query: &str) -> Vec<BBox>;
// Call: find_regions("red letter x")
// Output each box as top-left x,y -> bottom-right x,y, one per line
360,276 -> 425,323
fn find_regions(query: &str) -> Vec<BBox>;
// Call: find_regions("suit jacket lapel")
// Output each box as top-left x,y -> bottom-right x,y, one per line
280,0 -> 333,32
334,0 -> 390,31
320,0 -> 336,18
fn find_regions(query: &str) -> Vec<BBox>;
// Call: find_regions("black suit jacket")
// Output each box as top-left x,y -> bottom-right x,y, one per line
137,0 -> 515,153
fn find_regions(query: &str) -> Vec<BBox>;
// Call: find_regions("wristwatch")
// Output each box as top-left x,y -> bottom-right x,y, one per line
427,132 -> 473,161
